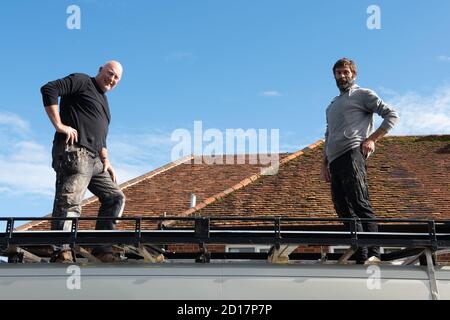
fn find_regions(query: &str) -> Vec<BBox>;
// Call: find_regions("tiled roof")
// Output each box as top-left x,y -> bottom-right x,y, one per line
173,135 -> 450,228
20,154 -> 286,231
20,135 -> 450,231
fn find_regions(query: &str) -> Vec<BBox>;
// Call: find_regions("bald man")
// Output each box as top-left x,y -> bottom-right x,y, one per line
41,61 -> 125,263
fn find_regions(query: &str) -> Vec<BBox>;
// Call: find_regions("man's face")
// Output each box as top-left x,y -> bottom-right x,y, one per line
96,64 -> 122,93
334,66 -> 355,92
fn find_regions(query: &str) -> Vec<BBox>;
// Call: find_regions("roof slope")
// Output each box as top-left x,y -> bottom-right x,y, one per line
21,135 -> 450,231
181,135 -> 450,226
21,154 -> 286,230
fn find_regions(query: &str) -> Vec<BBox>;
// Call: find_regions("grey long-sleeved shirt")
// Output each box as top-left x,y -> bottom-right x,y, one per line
324,84 -> 399,164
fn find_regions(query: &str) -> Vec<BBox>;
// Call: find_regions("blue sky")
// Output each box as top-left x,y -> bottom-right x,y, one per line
0,0 -> 449,223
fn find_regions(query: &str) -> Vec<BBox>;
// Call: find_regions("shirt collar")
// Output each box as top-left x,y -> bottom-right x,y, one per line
91,77 -> 105,95
340,83 -> 359,96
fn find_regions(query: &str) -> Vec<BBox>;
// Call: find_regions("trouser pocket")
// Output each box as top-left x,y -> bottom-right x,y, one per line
58,149 -> 91,175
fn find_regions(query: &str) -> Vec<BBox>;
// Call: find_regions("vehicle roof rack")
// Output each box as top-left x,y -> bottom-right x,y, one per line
2,216 -> 450,265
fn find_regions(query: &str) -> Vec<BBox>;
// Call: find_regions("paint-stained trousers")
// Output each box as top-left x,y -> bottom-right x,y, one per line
329,147 -> 380,262
51,140 -> 125,253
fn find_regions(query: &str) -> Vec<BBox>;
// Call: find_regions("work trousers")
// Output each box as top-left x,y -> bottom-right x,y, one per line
329,148 -> 380,262
51,141 -> 125,253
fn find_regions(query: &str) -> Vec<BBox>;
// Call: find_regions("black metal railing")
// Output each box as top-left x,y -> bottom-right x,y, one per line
1,216 -> 449,250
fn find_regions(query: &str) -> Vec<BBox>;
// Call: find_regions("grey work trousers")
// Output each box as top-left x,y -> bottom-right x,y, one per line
51,141 -> 125,253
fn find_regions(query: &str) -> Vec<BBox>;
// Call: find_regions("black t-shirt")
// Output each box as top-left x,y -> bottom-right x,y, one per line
41,73 -> 111,155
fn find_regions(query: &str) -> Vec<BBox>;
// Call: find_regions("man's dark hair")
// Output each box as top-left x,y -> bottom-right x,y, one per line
333,58 -> 357,77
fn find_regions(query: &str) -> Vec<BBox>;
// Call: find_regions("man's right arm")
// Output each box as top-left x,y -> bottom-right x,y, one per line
44,105 -> 78,145
41,73 -> 86,144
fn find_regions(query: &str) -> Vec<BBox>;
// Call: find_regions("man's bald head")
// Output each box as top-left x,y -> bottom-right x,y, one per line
95,60 -> 123,93
103,60 -> 123,76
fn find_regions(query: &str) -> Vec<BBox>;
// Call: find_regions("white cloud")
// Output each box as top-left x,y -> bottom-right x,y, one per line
0,187 -> 11,193
0,141 -> 55,195
0,112 -> 54,196
10,141 -> 49,163
437,55 -> 450,62
0,111 -> 176,197
0,112 -> 30,135
382,85 -> 450,135
0,160 -> 54,196
260,91 -> 282,97
108,131 -> 175,183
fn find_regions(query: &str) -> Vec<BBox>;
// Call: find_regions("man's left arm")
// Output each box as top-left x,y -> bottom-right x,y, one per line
100,147 -> 117,183
362,90 -> 399,157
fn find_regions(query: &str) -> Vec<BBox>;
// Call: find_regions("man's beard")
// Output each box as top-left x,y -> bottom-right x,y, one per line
336,79 -> 354,92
